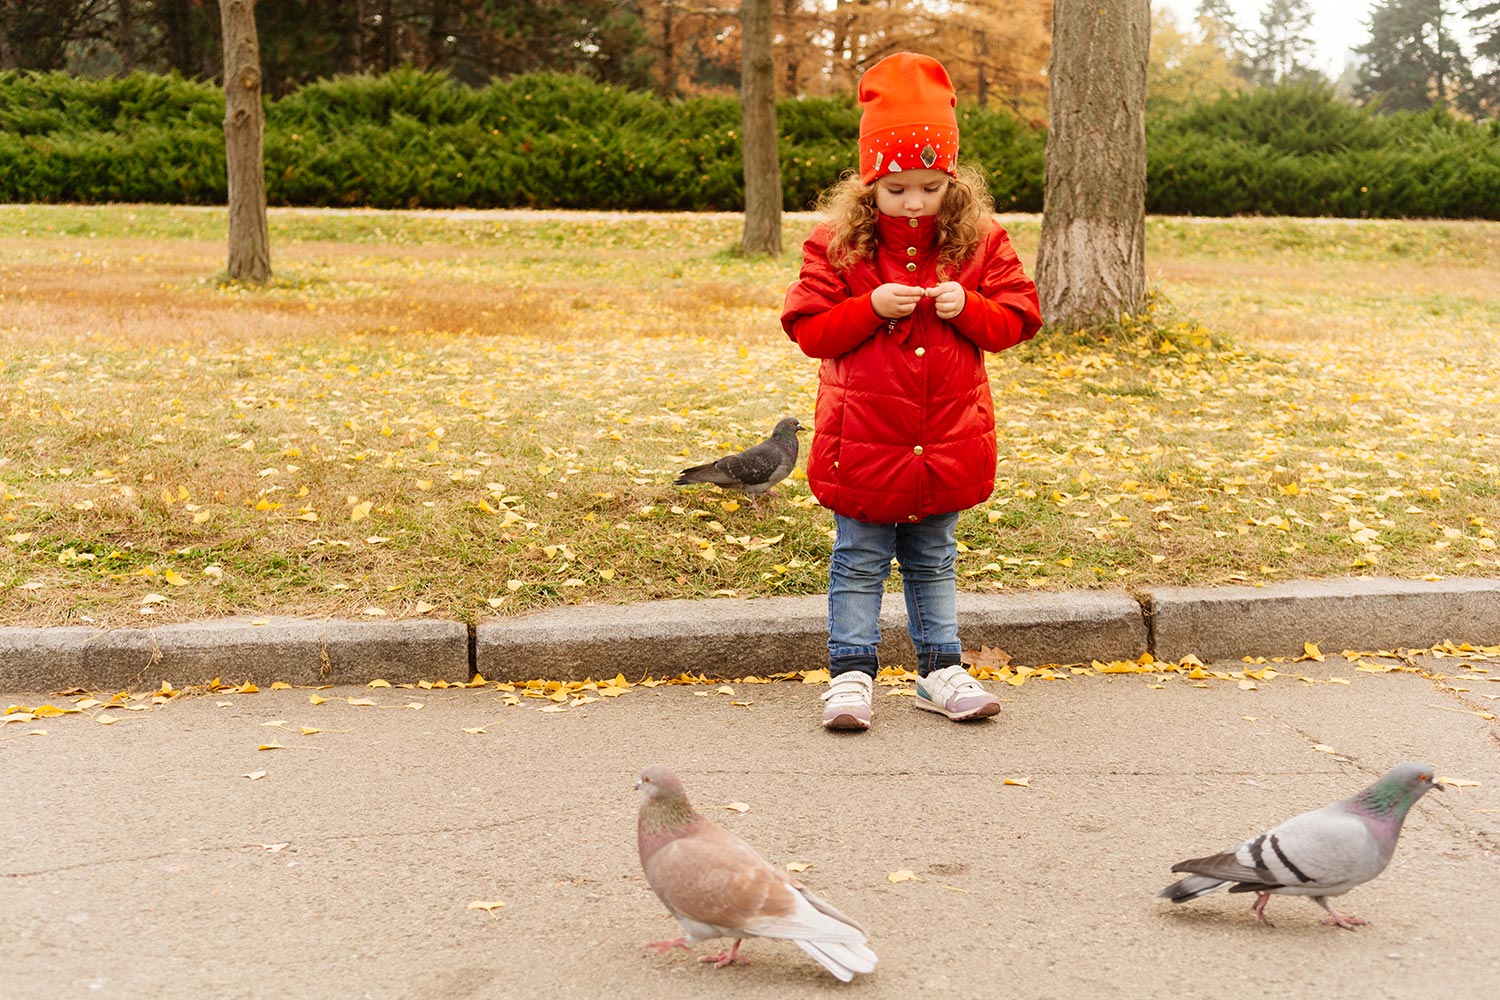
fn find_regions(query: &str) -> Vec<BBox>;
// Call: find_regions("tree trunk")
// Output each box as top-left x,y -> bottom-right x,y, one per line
0,14 -> 15,70
427,0 -> 451,69
341,0 -> 365,75
219,0 -> 271,284
116,0 -> 137,72
382,0 -> 395,72
1036,0 -> 1149,329
739,0 -> 781,255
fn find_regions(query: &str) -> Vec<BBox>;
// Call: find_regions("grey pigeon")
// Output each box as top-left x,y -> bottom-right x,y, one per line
635,764 -> 877,981
673,417 -> 802,503
1158,762 -> 1442,928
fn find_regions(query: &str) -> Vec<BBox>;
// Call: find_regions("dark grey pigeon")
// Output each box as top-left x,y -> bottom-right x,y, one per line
674,418 -> 802,504
1157,762 -> 1442,928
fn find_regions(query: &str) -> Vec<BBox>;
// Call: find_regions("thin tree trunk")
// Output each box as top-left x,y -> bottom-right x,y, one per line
659,3 -> 677,97
428,0 -> 451,69
382,0 -> 395,72
220,0 -> 271,283
0,14 -> 15,70
740,0 -> 781,255
116,0 -> 136,72
976,30 -> 989,108
341,0 -> 365,74
1036,0 -> 1148,328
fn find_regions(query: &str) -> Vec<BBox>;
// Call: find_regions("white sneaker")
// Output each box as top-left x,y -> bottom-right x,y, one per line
821,670 -> 873,730
915,664 -> 1000,721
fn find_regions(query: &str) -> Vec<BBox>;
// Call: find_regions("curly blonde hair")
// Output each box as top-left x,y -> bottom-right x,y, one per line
815,162 -> 995,277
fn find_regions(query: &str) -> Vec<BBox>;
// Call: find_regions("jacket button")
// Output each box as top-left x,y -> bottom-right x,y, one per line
913,445 -> 923,455
907,218 -> 919,228
914,347 -> 926,357
906,246 -> 917,257
905,262 -> 917,272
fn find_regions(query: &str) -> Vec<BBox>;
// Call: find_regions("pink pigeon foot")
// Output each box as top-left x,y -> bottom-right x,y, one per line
646,936 -> 693,956
1252,892 -> 1275,927
697,940 -> 749,968
1319,909 -> 1369,930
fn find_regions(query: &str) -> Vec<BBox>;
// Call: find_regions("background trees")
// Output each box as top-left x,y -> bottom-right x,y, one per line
0,1 -> 1055,107
1246,0 -> 1317,85
1354,0 -> 1477,112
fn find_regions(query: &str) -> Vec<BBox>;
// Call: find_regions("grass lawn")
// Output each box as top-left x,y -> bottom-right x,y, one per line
2,205 -> 1499,628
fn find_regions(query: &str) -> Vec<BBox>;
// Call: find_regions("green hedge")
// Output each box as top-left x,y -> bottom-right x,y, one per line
2,70 -> 1497,217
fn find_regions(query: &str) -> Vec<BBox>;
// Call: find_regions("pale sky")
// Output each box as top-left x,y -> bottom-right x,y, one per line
1154,1 -> 1411,77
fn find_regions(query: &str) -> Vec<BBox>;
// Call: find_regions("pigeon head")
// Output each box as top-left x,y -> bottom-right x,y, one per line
636,764 -> 690,804
1358,761 -> 1443,818
773,417 -> 803,440
636,764 -> 699,838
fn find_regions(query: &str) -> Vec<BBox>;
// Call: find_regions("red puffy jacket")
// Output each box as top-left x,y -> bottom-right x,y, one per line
781,214 -> 1042,523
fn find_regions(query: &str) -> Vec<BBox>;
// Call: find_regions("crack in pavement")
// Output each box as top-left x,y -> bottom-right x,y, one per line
3,810 -> 548,879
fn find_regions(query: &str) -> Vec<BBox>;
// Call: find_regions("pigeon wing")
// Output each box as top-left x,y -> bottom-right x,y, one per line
717,441 -> 787,488
643,824 -> 801,932
1172,804 -> 1379,893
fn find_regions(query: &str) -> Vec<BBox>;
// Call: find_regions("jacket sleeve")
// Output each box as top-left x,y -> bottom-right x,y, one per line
949,224 -> 1043,354
781,227 -> 885,360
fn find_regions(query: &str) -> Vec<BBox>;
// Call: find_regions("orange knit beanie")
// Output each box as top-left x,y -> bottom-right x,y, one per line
857,53 -> 960,184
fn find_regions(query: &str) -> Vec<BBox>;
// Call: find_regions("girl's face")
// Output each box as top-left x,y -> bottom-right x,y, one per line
873,168 -> 951,218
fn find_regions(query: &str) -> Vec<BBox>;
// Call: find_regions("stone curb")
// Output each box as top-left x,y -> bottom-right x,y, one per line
2,577 -> 1499,691
0,617 -> 470,691
1147,576 -> 1500,661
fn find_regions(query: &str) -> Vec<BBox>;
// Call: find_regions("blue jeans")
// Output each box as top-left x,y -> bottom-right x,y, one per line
828,512 -> 963,679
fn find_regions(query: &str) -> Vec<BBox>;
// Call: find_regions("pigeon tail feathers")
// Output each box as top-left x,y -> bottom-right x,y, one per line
1157,873 -> 1230,903
794,939 -> 879,983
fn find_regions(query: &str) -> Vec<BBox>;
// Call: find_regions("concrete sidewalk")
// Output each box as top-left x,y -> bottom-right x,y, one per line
4,576 -> 1500,690
3,655 -> 1498,999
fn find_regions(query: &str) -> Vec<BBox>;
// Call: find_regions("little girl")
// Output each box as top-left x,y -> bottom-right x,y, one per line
781,52 -> 1043,731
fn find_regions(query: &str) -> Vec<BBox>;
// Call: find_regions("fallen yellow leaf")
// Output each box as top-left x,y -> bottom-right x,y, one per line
887,870 -> 920,883
1437,776 -> 1481,789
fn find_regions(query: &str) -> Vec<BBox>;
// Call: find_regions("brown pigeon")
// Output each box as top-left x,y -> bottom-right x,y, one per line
635,764 -> 877,981
673,417 -> 802,503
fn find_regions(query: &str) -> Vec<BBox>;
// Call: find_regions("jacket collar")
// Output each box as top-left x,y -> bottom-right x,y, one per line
876,212 -> 941,252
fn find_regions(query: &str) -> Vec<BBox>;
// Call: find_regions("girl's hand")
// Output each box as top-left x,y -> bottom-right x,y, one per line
871,282 -> 925,319
925,281 -> 967,319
